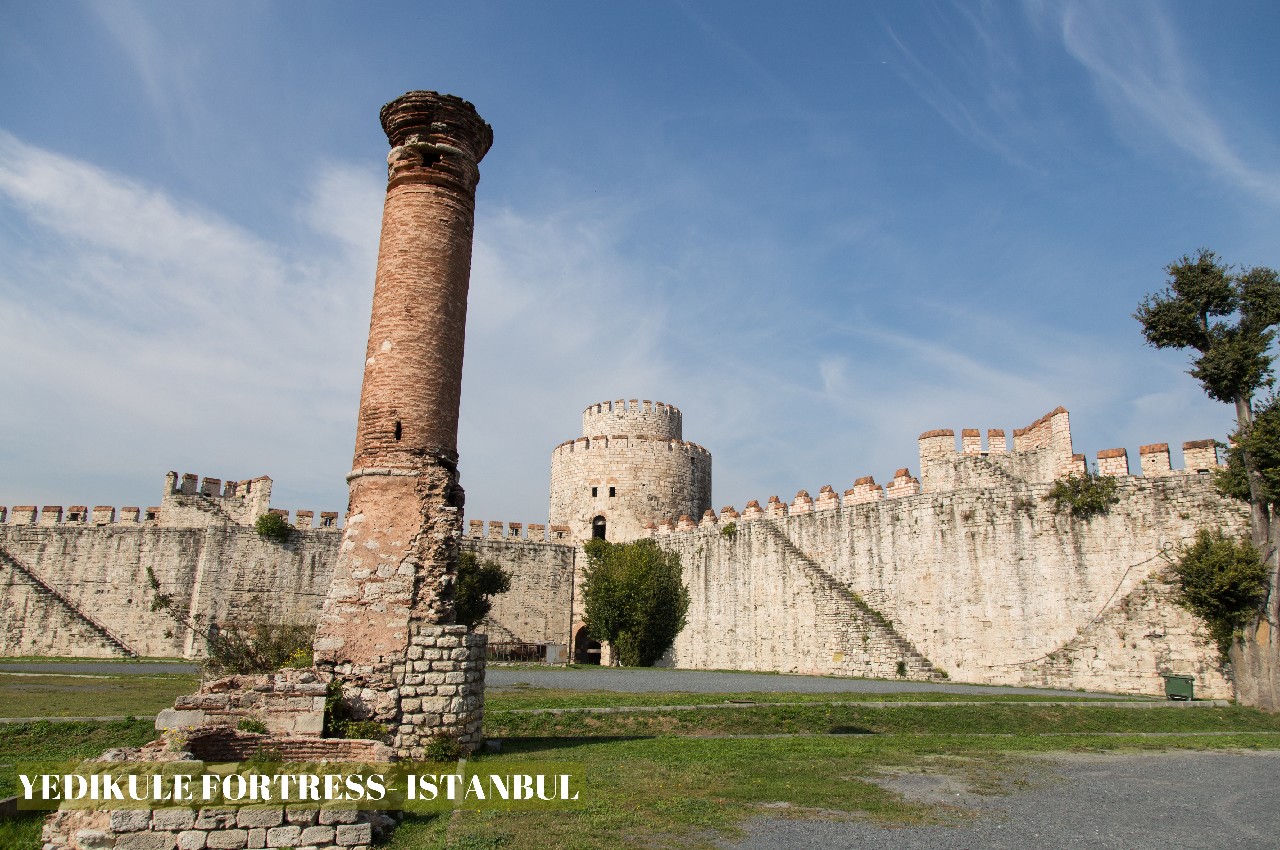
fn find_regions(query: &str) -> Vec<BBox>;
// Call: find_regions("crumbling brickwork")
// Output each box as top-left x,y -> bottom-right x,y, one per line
311,91 -> 493,755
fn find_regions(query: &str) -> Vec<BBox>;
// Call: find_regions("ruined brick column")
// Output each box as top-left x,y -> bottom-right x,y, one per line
313,91 -> 492,756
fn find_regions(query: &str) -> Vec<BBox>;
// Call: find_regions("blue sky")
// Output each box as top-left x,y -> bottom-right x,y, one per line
2,1 -> 1279,526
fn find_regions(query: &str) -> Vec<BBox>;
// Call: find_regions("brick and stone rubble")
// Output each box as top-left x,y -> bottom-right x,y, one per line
40,729 -> 396,850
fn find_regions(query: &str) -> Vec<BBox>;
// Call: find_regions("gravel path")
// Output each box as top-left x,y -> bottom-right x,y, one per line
486,667 -> 1136,699
722,750 -> 1280,850
0,662 -> 1139,700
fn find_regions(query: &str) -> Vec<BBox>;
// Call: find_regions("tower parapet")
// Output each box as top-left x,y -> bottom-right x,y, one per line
550,398 -> 711,542
581,399 -> 683,441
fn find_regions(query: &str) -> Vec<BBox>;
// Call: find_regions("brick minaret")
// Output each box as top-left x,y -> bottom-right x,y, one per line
313,91 -> 492,755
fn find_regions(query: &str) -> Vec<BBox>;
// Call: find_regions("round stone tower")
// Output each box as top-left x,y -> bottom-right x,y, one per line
549,399 -> 712,542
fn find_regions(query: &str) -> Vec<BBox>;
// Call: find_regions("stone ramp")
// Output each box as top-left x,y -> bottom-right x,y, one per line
0,543 -> 136,657
758,520 -> 936,680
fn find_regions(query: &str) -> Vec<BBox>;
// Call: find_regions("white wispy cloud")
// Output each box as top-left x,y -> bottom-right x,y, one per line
0,132 -> 371,513
880,2 -> 1042,165
1046,0 -> 1280,206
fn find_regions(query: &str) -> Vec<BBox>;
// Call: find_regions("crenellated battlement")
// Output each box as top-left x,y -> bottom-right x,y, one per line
641,407 -> 1223,541
919,406 -> 1080,491
464,519 -> 572,544
551,434 -> 710,459
581,398 -> 683,441
3,473 -> 341,530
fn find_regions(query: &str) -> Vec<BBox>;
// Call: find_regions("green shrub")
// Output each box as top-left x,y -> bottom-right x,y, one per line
340,720 -> 388,741
455,552 -> 512,629
895,661 -> 907,677
204,619 -> 316,675
1169,528 -> 1269,659
1044,471 -> 1120,519
423,734 -> 464,763
236,717 -> 268,734
254,512 -> 292,542
720,522 -> 737,539
323,679 -> 352,738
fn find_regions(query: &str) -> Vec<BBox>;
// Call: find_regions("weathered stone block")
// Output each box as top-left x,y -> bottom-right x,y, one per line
284,806 -> 318,825
204,829 -> 248,850
336,823 -> 372,845
155,709 -> 207,730
117,832 -> 178,850
317,808 -> 358,825
111,809 -> 152,832
177,830 -> 208,850
236,807 -> 283,828
265,825 -> 302,846
194,809 -> 238,830
299,825 -> 335,844
153,809 -> 197,831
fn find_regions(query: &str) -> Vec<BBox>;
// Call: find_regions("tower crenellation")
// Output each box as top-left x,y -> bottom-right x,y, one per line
580,398 -> 683,441
550,397 -> 711,542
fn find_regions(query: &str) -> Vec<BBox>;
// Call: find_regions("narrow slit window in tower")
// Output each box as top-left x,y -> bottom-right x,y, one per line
394,420 -> 402,441
591,487 -> 598,498
609,487 -> 616,497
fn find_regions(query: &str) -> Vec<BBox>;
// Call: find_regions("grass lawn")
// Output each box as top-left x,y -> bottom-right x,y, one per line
0,674 -> 199,719
485,686 -> 1121,711
2,673 -> 1278,850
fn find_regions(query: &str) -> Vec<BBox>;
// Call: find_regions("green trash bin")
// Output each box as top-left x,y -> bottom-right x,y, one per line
1162,674 -> 1195,701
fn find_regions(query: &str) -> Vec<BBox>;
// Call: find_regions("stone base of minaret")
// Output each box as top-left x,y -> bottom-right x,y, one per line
321,623 -> 486,758
312,462 -> 487,756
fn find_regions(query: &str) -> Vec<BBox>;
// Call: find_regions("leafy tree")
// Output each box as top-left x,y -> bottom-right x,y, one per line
1135,249 -> 1280,551
1169,529 -> 1269,660
454,551 -> 512,630
1136,249 -> 1280,705
582,538 -> 689,667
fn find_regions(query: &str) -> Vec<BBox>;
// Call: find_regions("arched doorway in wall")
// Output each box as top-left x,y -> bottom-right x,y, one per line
591,515 -> 606,540
573,626 -> 601,664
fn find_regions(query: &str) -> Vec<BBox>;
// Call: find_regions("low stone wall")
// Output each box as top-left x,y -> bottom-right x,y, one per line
40,730 -> 396,850
156,670 -> 329,738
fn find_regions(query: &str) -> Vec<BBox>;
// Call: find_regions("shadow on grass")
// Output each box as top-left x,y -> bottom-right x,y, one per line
489,735 -> 656,754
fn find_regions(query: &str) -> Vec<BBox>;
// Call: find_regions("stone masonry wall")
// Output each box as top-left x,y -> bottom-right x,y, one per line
0,521 -> 574,659
463,531 -> 576,647
0,525 -> 336,658
658,471 -> 1246,699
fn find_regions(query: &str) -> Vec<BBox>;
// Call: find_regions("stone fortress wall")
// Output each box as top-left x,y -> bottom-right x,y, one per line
646,407 -> 1247,698
0,471 -> 575,660
549,398 -> 712,542
0,404 -> 1252,699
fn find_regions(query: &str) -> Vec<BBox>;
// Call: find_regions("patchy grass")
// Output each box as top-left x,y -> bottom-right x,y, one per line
0,813 -> 43,850
1,680 -> 1277,850
388,733 -> 1280,850
0,673 -> 198,718
0,719 -> 158,797
486,687 -> 1128,711
485,702 -> 1280,739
